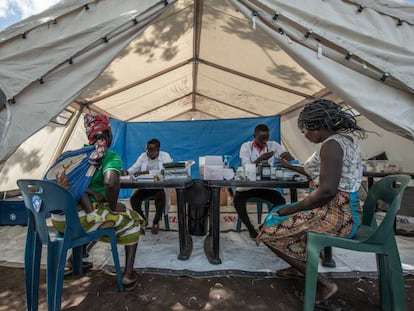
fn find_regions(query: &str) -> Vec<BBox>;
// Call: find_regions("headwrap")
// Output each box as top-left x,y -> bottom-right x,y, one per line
84,113 -> 111,167
84,113 -> 111,144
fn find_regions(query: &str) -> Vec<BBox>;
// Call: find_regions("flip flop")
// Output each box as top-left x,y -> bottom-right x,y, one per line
315,300 -> 342,311
276,267 -> 304,279
294,288 -> 341,311
123,272 -> 139,292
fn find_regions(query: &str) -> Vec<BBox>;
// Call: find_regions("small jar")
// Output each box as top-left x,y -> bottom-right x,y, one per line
275,166 -> 283,179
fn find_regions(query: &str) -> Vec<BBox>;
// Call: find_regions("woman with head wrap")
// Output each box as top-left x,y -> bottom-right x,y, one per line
47,113 -> 145,291
256,99 -> 367,304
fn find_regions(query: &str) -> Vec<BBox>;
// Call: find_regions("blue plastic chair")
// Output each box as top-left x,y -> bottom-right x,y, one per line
17,179 -> 124,311
236,197 -> 273,231
303,174 -> 411,311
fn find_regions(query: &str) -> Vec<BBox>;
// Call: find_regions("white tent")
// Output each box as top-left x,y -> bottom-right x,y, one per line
1,0 -> 414,192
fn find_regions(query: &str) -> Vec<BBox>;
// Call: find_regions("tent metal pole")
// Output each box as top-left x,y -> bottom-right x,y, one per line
46,105 -> 85,170
89,59 -> 193,105
279,88 -> 331,116
191,0 -> 203,110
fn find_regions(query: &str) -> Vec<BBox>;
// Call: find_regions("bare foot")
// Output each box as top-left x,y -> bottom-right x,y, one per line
317,281 -> 338,304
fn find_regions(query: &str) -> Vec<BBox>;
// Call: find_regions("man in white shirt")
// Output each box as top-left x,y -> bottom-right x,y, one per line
123,138 -> 172,234
234,124 -> 293,238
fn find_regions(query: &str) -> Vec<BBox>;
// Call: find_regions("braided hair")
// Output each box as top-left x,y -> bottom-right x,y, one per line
298,99 -> 366,139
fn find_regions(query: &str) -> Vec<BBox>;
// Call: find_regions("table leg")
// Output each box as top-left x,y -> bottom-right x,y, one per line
289,188 -> 297,202
322,246 -> 336,267
177,188 -> 192,260
368,176 -> 374,190
204,187 -> 222,264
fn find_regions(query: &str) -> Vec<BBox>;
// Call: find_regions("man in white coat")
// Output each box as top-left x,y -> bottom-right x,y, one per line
234,124 -> 293,238
123,138 -> 172,234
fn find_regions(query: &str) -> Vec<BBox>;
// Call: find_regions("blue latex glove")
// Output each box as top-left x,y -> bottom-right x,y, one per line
264,202 -> 299,227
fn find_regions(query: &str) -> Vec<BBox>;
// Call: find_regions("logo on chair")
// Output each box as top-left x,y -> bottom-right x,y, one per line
32,195 -> 42,212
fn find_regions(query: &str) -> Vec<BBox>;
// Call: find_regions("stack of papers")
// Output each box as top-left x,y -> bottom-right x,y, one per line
163,161 -> 193,180
136,174 -> 155,180
120,175 -> 134,182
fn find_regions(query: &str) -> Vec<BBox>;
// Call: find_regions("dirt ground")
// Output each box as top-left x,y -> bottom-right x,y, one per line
1,266 -> 413,311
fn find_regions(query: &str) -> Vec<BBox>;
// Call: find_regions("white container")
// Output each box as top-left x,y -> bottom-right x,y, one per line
200,156 -> 224,180
234,167 -> 244,180
282,169 -> 296,180
275,168 -> 284,179
244,163 -> 256,181
223,168 -> 235,180
204,165 -> 224,180
270,167 -> 276,179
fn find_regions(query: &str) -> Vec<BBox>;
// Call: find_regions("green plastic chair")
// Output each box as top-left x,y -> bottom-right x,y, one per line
303,174 -> 411,311
17,179 -> 124,311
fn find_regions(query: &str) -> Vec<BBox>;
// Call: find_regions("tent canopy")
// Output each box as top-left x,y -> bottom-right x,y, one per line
1,0 -> 414,190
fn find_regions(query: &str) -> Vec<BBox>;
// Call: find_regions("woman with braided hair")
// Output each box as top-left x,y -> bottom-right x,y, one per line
257,99 -> 366,303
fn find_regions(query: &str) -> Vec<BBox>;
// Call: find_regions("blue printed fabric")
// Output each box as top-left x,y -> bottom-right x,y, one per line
43,146 -> 95,203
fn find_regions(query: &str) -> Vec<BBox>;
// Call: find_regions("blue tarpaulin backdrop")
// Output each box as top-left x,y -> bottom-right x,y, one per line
109,116 -> 281,199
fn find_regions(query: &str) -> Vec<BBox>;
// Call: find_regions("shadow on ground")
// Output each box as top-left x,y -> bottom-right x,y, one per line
1,266 -> 413,310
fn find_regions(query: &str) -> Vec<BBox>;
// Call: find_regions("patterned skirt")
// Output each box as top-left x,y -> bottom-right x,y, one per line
52,202 -> 146,245
257,191 -> 360,261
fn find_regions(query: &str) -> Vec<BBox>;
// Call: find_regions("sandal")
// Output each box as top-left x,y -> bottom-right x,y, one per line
122,272 -> 139,292
276,267 -> 304,279
151,223 -> 160,235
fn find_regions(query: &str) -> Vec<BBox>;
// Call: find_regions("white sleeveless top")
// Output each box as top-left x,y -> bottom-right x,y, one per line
303,134 -> 362,192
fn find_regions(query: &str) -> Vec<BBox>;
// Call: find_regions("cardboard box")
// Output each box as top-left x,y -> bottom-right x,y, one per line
170,189 -> 177,206
363,160 -> 402,173
220,188 -> 228,206
199,156 -> 224,180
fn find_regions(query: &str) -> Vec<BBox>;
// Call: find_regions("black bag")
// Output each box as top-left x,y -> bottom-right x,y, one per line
185,180 -> 211,236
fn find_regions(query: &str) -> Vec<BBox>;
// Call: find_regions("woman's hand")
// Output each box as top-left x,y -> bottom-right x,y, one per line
115,202 -> 126,212
273,207 -> 288,216
121,169 -> 129,176
273,202 -> 300,216
93,193 -> 104,203
86,188 -> 104,203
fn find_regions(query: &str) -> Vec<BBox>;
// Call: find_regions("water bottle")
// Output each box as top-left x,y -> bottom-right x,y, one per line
223,155 -> 231,168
